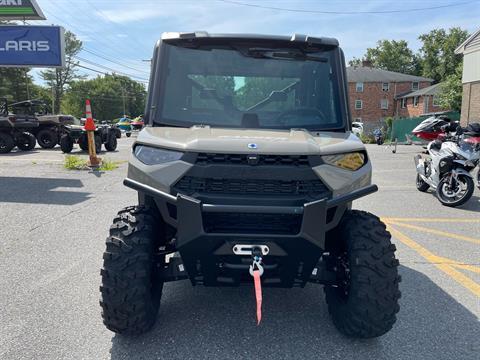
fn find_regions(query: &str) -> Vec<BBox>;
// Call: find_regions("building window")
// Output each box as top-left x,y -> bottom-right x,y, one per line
382,82 -> 389,92
355,100 -> 363,109
412,82 -> 419,91
413,96 -> 419,107
401,98 -> 407,108
433,95 -> 440,107
354,117 -> 362,122
380,99 -> 389,109
356,82 -> 364,92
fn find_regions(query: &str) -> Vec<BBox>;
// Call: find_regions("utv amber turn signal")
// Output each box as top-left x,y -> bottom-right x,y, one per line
323,152 -> 365,171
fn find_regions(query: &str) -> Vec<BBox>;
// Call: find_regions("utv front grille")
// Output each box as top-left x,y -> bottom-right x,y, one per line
196,153 -> 310,167
174,176 -> 329,198
203,212 -> 302,235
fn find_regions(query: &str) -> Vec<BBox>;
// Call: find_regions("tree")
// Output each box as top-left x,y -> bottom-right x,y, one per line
41,31 -> 84,113
0,68 -> 34,101
363,40 -> 421,75
418,28 -> 469,83
62,74 -> 146,120
348,57 -> 362,67
437,65 -> 463,112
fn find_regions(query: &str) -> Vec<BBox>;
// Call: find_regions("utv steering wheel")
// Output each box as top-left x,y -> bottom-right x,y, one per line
276,108 -> 327,126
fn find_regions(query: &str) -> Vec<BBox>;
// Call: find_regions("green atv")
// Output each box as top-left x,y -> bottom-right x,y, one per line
59,122 -> 118,154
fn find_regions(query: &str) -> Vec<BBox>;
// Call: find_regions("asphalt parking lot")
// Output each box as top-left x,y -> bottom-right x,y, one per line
0,138 -> 479,360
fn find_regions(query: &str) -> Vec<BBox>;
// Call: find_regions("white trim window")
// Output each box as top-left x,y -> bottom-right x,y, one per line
356,82 -> 364,92
413,96 -> 419,107
412,81 -> 419,91
380,99 -> 389,109
355,100 -> 363,109
382,82 -> 389,92
401,98 -> 407,108
433,95 -> 440,107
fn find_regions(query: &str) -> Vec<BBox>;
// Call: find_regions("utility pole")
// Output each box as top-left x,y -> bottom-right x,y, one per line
122,87 -> 126,117
24,69 -> 30,99
52,86 -> 55,114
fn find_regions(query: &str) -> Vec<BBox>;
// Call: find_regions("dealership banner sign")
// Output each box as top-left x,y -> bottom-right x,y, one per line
0,0 -> 45,20
0,26 -> 65,67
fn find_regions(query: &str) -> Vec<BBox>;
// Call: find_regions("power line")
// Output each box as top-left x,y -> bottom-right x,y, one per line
75,63 -> 149,84
218,0 -> 478,14
81,48 -> 150,75
75,56 -> 149,81
41,1 -> 151,71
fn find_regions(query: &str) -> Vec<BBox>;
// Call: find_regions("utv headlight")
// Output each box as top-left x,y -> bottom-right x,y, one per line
323,152 -> 366,171
134,145 -> 183,165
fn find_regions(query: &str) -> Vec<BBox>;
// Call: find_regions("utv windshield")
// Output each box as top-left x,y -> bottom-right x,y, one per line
155,42 -> 344,130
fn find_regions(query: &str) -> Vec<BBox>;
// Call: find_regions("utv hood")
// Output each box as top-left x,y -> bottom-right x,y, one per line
136,126 -> 364,155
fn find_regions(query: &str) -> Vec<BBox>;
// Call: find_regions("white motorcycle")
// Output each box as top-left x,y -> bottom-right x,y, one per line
414,130 -> 480,207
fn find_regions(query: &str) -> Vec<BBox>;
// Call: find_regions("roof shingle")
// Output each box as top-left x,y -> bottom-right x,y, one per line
347,66 -> 433,83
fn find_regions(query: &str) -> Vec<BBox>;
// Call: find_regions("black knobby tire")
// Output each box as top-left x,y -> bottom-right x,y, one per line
436,174 -> 474,207
416,173 -> 430,192
105,131 -> 117,151
37,129 -> 58,149
0,132 -> 15,153
78,134 -> 88,151
100,206 -> 165,335
15,132 -> 36,151
60,134 -> 74,153
95,134 -> 102,153
79,133 -> 102,153
324,210 -> 401,338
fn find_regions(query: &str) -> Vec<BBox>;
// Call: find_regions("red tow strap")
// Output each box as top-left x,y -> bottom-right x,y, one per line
253,270 -> 262,325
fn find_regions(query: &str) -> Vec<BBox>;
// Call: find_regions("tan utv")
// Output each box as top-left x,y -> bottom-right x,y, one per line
100,32 -> 401,338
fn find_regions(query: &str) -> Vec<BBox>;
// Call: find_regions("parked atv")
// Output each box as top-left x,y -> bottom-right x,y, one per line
99,32 -> 401,339
9,100 -> 79,149
59,123 -> 118,154
0,98 -> 37,154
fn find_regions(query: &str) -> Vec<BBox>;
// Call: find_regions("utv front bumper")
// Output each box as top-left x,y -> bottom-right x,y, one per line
124,177 -> 377,288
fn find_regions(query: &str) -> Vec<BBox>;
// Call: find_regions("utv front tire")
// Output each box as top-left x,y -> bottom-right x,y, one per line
60,134 -> 74,153
15,132 -> 36,151
0,132 -> 15,153
100,206 -> 165,335
37,129 -> 58,149
325,210 -> 401,338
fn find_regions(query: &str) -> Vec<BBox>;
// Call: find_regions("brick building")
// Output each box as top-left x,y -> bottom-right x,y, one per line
396,83 -> 445,118
347,65 -> 433,128
455,28 -> 480,125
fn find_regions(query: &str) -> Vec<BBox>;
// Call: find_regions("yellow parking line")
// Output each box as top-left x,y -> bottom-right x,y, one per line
386,223 -> 480,298
388,221 -> 480,245
383,217 -> 480,223
451,263 -> 480,274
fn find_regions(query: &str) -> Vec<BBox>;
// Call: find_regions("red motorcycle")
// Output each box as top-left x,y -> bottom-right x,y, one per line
411,116 -> 457,141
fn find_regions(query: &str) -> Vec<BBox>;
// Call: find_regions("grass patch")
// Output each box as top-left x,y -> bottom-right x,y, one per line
99,159 -> 120,171
64,155 -> 89,170
64,155 -> 121,171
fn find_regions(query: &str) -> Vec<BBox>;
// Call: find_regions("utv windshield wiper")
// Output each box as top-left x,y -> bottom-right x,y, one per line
246,48 -> 328,62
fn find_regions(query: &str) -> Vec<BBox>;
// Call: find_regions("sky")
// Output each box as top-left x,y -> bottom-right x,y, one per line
28,0 -> 480,85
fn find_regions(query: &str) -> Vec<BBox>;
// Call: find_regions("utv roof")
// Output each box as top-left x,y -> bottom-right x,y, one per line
161,31 -> 339,47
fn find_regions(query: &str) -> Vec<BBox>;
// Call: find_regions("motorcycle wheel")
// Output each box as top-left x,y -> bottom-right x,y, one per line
416,174 -> 430,192
436,174 -> 474,207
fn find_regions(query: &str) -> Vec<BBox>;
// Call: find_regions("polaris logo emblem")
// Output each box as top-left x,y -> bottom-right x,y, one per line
247,154 -> 259,166
247,143 -> 258,149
